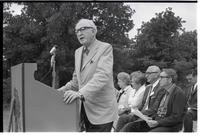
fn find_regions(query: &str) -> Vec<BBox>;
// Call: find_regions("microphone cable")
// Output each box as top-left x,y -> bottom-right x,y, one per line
40,66 -> 53,82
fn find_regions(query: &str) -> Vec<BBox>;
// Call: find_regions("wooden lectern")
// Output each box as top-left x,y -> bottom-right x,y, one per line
9,63 -> 80,132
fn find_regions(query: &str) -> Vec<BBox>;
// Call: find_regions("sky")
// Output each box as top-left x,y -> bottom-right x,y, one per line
8,2 -> 197,39
126,2 -> 197,39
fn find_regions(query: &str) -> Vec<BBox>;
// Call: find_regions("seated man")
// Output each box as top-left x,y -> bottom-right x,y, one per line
115,65 -> 165,131
183,68 -> 197,132
121,68 -> 187,132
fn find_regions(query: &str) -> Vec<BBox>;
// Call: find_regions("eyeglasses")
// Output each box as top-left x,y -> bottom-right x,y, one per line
145,72 -> 158,75
160,76 -> 170,79
75,27 -> 93,34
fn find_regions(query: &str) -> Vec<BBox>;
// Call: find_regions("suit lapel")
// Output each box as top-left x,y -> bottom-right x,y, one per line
77,46 -> 84,72
81,44 -> 99,72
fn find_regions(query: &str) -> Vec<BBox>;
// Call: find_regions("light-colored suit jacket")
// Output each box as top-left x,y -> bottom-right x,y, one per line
63,39 -> 118,125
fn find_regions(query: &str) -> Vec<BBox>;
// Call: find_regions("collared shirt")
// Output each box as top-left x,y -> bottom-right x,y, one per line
118,85 -> 135,109
81,39 -> 97,69
150,79 -> 160,96
145,79 -> 160,110
128,84 -> 146,112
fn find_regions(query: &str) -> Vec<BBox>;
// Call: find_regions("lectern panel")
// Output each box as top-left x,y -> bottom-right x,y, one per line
11,63 -> 79,132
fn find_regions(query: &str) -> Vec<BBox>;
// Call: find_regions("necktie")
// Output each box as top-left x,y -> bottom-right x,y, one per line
83,47 -> 89,55
142,85 -> 153,110
117,91 -> 125,103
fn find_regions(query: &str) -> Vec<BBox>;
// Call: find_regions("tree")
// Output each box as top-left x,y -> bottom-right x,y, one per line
3,2 -> 135,89
131,7 -> 197,87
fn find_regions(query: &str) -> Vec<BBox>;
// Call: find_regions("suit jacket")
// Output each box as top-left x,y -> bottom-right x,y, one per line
187,85 -> 197,110
140,81 -> 165,116
64,40 -> 118,125
153,85 -> 187,128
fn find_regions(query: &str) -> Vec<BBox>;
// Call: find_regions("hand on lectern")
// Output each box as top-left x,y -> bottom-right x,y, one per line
63,90 -> 81,104
57,86 -> 65,92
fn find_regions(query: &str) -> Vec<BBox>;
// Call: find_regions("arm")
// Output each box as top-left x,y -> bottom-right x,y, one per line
57,70 -> 79,92
79,44 -> 113,99
131,108 -> 152,122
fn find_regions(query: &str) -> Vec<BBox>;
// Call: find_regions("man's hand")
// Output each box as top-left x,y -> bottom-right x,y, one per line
63,90 -> 80,104
146,120 -> 159,128
57,86 -> 65,92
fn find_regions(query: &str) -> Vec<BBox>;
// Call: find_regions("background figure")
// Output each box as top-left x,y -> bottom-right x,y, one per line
183,68 -> 197,132
57,19 -> 117,132
116,72 -> 135,116
121,68 -> 187,132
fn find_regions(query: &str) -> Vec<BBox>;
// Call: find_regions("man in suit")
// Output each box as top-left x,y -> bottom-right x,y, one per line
121,68 -> 187,132
183,68 -> 197,132
57,19 -> 117,132
115,65 -> 165,131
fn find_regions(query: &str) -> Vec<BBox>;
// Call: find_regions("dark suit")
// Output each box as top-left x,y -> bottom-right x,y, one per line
121,85 -> 187,132
184,85 -> 197,132
140,83 -> 165,116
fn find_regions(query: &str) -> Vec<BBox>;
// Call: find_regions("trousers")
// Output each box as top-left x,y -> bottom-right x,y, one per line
81,102 -> 113,132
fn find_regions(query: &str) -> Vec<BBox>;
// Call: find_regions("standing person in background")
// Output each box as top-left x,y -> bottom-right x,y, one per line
57,19 -> 117,132
116,72 -> 135,116
183,68 -> 197,132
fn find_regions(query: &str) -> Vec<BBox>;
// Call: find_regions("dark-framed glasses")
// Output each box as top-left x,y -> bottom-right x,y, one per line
75,27 -> 93,34
160,76 -> 170,79
145,72 -> 158,75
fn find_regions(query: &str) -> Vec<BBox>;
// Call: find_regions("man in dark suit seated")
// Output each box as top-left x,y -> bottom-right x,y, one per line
183,68 -> 197,132
115,65 -> 166,132
121,68 -> 187,132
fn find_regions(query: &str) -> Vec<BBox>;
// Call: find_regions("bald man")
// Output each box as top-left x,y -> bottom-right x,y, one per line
57,19 -> 117,132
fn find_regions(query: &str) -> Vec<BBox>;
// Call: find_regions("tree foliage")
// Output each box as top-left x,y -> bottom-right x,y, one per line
3,4 -> 197,106
3,2 -> 135,88
129,7 -> 197,87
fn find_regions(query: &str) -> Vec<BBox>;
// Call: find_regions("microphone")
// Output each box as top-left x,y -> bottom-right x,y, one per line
50,45 -> 57,67
50,45 -> 58,55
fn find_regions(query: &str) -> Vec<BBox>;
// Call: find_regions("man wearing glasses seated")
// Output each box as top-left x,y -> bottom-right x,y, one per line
121,68 -> 187,132
115,65 -> 165,131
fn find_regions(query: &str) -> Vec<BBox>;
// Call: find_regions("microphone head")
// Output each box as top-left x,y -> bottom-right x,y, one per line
50,45 -> 57,54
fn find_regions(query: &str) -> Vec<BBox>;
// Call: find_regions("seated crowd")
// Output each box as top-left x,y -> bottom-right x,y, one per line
114,65 -> 197,132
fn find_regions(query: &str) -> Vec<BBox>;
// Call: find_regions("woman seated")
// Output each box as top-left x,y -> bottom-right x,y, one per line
116,72 -> 135,116
115,72 -> 148,132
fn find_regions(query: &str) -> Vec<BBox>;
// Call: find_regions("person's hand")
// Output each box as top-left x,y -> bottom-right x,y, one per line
143,115 -> 152,122
63,90 -> 80,104
124,107 -> 131,113
57,86 -> 65,92
146,120 -> 158,128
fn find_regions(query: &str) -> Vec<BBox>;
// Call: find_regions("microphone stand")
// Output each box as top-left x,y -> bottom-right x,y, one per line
51,52 -> 56,89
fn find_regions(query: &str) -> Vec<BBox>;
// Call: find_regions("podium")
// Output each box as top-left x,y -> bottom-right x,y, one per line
9,63 -> 80,132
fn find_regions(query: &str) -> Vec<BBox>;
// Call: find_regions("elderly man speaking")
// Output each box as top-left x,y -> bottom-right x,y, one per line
57,19 -> 117,132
